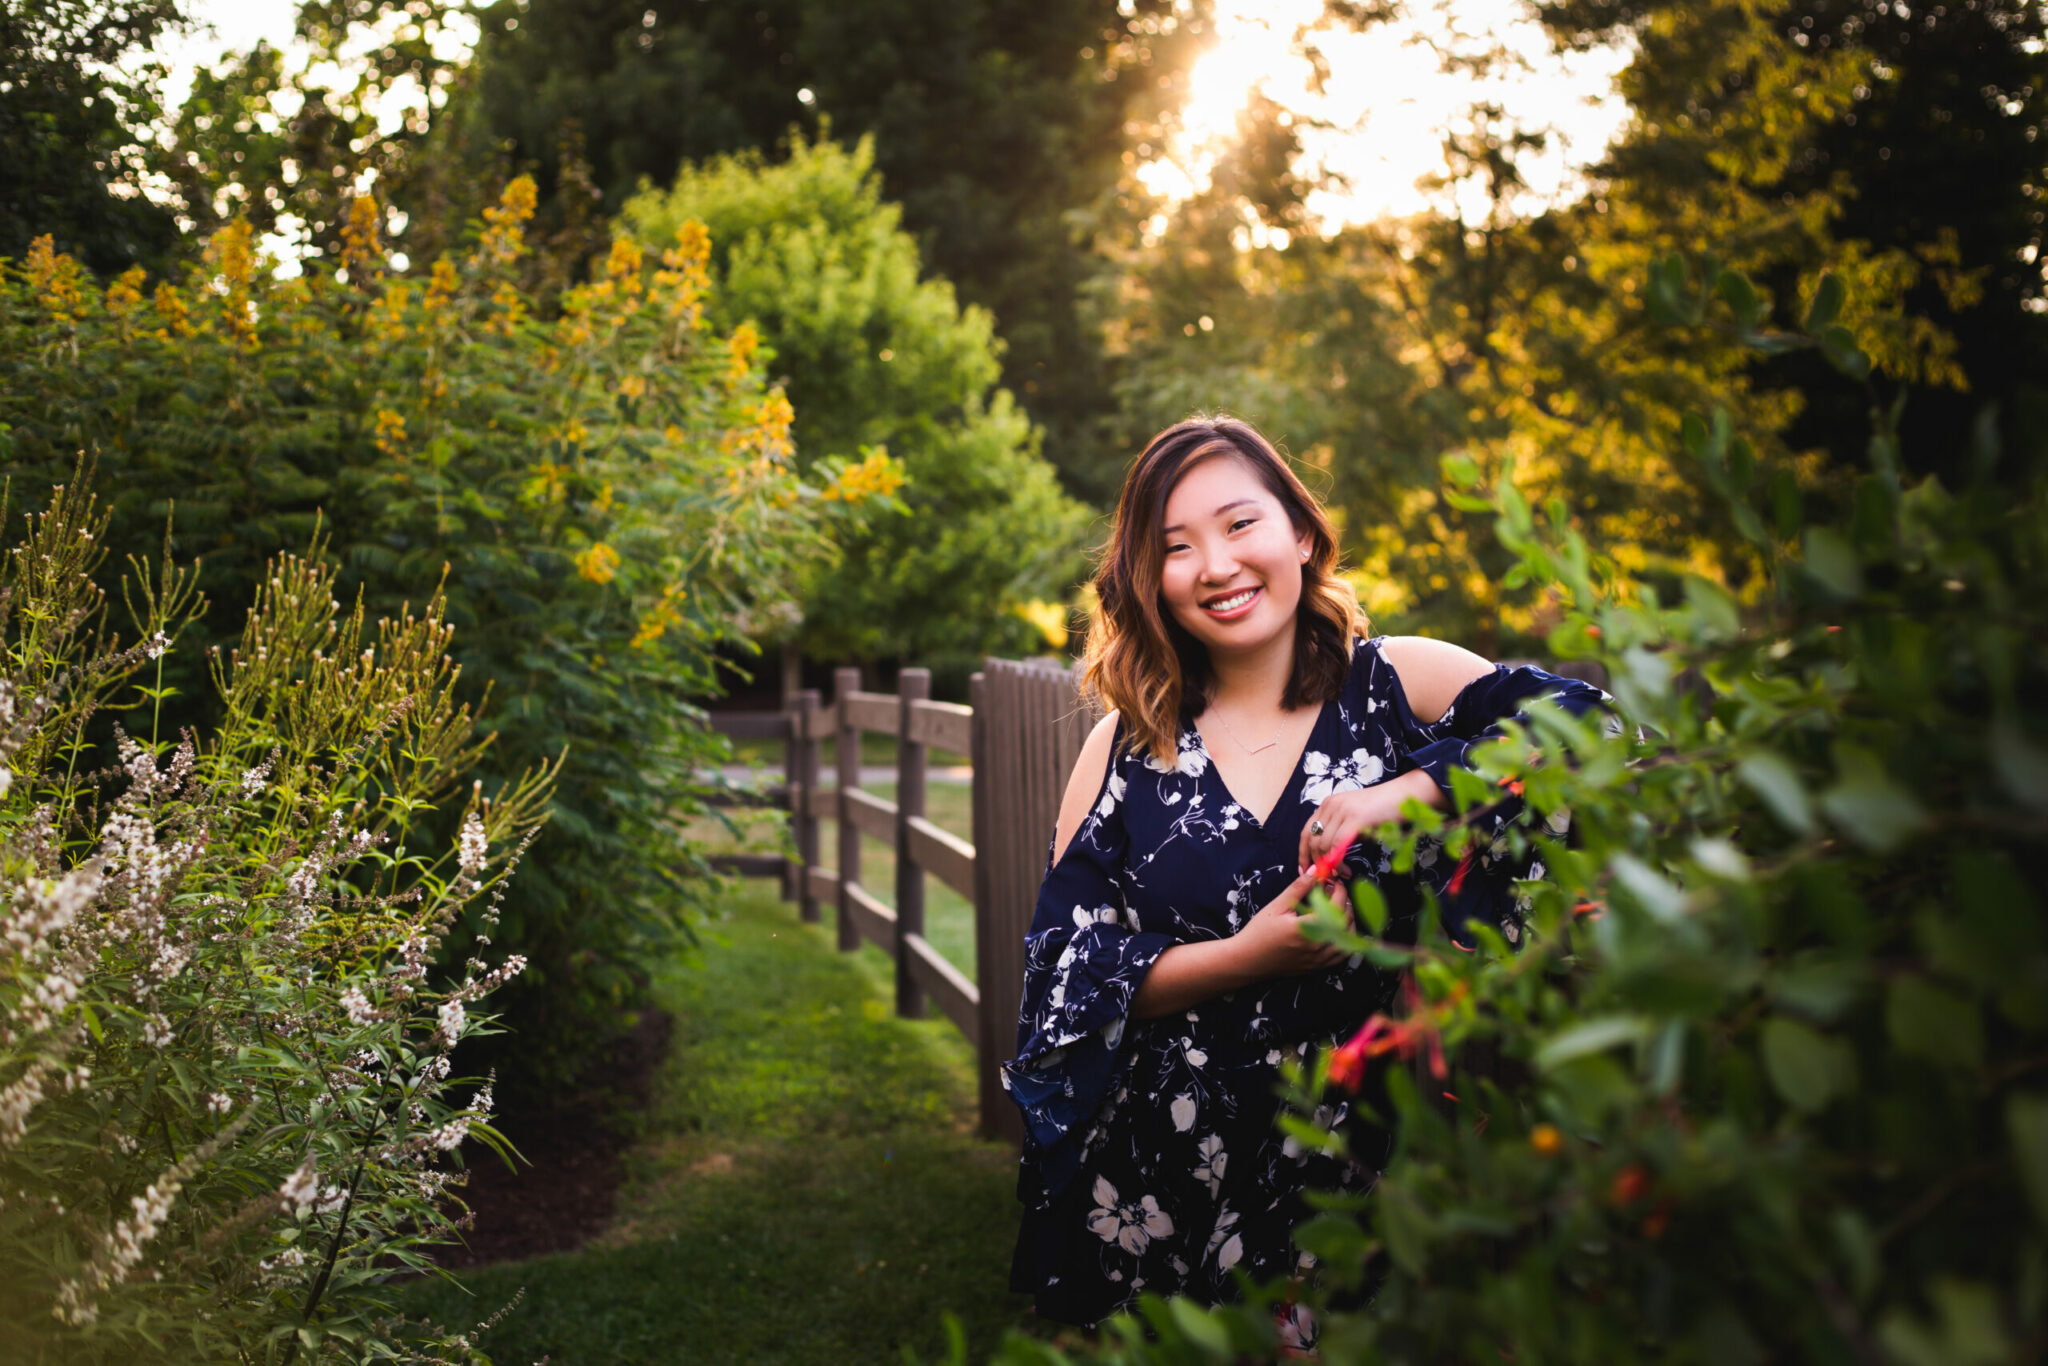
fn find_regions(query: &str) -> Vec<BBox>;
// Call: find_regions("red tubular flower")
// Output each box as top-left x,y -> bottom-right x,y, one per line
1608,1163 -> 1651,1206
1446,851 -> 1476,896
1310,833 -> 1356,885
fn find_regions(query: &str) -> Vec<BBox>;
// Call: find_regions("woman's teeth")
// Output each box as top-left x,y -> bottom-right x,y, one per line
1204,588 -> 1258,613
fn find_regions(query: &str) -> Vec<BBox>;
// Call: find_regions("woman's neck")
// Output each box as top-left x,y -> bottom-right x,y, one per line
1204,629 -> 1297,715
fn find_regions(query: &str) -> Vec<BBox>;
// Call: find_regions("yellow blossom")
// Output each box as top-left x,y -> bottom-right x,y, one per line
487,280 -> 526,337
726,322 -> 760,382
369,281 -> 412,343
594,482 -> 615,513
605,237 -> 645,296
557,419 -> 588,447
25,236 -> 89,324
104,267 -> 147,332
631,583 -> 688,650
475,175 -> 537,266
576,543 -> 620,584
421,257 -> 460,321
523,460 -> 568,506
206,219 -> 257,289
617,374 -> 647,400
372,408 -> 407,455
820,447 -> 905,504
152,282 -> 194,339
339,194 -> 382,280
1011,600 -> 1071,651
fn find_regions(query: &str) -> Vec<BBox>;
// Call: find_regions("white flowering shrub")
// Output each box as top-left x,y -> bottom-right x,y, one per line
0,477 -> 554,1362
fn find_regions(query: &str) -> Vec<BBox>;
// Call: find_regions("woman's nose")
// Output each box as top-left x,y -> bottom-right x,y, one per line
1198,545 -> 1239,582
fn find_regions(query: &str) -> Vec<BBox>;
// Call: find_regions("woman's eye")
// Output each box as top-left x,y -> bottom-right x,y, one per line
1165,543 -> 1189,555
1230,518 -> 1256,533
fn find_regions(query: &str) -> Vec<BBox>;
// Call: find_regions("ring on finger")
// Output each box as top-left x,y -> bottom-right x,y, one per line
1310,819 -> 1325,836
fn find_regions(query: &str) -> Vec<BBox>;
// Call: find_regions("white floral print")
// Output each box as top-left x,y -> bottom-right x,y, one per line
1193,1135 -> 1227,1195
1300,746 -> 1386,803
1086,1176 -> 1176,1255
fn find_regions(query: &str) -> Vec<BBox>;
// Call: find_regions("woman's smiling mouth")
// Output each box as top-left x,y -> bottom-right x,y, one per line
1200,586 -> 1262,619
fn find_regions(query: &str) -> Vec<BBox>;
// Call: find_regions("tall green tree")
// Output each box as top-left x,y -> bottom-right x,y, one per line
0,0 -> 184,274
449,0 -> 1207,500
620,135 -> 1093,673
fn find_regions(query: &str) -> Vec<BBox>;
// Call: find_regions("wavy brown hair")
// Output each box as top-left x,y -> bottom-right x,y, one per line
1082,416 -> 1365,766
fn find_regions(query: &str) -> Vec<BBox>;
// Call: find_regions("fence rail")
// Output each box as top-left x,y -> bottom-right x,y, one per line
706,659 -> 1094,1142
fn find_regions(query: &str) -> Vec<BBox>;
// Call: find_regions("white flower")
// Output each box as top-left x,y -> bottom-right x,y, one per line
1096,771 -> 1126,818
1085,1176 -> 1176,1255
144,631 -> 169,660
279,1160 -> 320,1211
1184,1046 -> 1207,1068
1071,904 -> 1119,930
435,998 -> 466,1047
340,987 -> 377,1026
1193,1135 -> 1228,1196
457,813 -> 488,876
239,765 -> 268,797
1170,1093 -> 1197,1132
0,768 -> 11,798
205,1092 -> 232,1116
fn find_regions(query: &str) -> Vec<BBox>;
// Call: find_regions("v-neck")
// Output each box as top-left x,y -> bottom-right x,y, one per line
1188,695 -> 1336,831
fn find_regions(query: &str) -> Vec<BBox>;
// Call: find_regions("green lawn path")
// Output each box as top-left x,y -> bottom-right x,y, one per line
399,881 -> 1033,1364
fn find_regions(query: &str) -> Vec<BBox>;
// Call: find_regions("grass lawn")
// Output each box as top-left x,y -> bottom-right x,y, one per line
398,882 -> 1033,1364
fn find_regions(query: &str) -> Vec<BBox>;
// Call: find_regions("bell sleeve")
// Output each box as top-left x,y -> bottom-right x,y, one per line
1001,748 -> 1173,1210
1394,662 -> 1611,945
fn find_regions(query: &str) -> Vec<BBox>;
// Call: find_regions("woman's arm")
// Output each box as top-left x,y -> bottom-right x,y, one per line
1052,715 -> 1347,1020
1131,869 -> 1345,1018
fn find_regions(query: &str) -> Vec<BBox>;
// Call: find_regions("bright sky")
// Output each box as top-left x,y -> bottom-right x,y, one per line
1142,0 -> 1634,233
171,0 -> 1631,235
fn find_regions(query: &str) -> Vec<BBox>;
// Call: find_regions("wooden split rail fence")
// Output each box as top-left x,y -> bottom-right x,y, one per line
706,659 -> 1096,1143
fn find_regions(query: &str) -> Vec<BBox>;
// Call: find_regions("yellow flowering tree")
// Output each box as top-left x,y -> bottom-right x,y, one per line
0,181 -> 882,1079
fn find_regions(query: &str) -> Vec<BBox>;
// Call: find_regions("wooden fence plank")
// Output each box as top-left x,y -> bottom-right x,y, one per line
710,853 -> 787,880
906,699 -> 974,755
845,882 -> 897,955
903,932 -> 980,1047
707,711 -> 793,740
699,785 -> 789,810
905,816 -> 975,903
806,864 -> 838,906
842,691 -> 901,736
843,786 -> 897,843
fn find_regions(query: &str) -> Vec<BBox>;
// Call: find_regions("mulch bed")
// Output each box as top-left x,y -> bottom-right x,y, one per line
435,1009 -> 674,1269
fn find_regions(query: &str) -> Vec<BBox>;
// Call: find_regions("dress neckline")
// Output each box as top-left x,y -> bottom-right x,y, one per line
1186,692 -> 1338,832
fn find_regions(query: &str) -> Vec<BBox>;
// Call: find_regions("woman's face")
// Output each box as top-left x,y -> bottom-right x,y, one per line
1158,452 -> 1312,661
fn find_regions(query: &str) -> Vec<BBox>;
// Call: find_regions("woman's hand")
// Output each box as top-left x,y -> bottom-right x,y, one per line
1298,770 -> 1444,874
1233,869 -> 1353,979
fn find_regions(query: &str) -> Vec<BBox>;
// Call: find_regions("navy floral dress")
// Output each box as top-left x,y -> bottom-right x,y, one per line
1003,638 -> 1606,1329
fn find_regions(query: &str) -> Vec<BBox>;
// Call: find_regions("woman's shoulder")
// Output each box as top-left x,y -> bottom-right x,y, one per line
1354,635 -> 1498,724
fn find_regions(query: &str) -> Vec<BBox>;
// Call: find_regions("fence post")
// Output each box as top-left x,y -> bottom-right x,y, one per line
795,689 -> 822,924
970,669 -> 1008,1139
895,667 -> 930,1019
779,702 -> 798,902
834,666 -> 862,952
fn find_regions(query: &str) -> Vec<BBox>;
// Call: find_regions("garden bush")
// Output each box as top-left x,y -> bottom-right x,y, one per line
979,267 -> 2048,1364
0,477 -> 552,1362
0,189 -> 888,1082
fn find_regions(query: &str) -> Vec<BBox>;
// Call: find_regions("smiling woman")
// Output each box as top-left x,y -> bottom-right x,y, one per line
999,415 -> 1608,1336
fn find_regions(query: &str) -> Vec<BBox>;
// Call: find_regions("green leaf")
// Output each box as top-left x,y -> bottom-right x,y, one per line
1819,745 -> 1926,852
1441,451 -> 1482,489
1739,751 -> 1816,835
1166,1298 -> 1233,1357
1535,1015 -> 1649,1070
1887,978 -> 1984,1073
1804,272 -> 1846,332
2009,1093 -> 2048,1227
1715,268 -> 1762,327
1991,718 -> 2048,810
1761,1017 -> 1857,1112
1610,852 -> 1685,922
1351,878 -> 1388,936
1800,526 -> 1864,599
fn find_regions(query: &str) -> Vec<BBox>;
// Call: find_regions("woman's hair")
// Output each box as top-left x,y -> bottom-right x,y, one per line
1082,415 -> 1364,766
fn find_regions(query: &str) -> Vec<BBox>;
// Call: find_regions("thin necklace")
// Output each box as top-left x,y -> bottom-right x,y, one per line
1210,707 -> 1282,755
